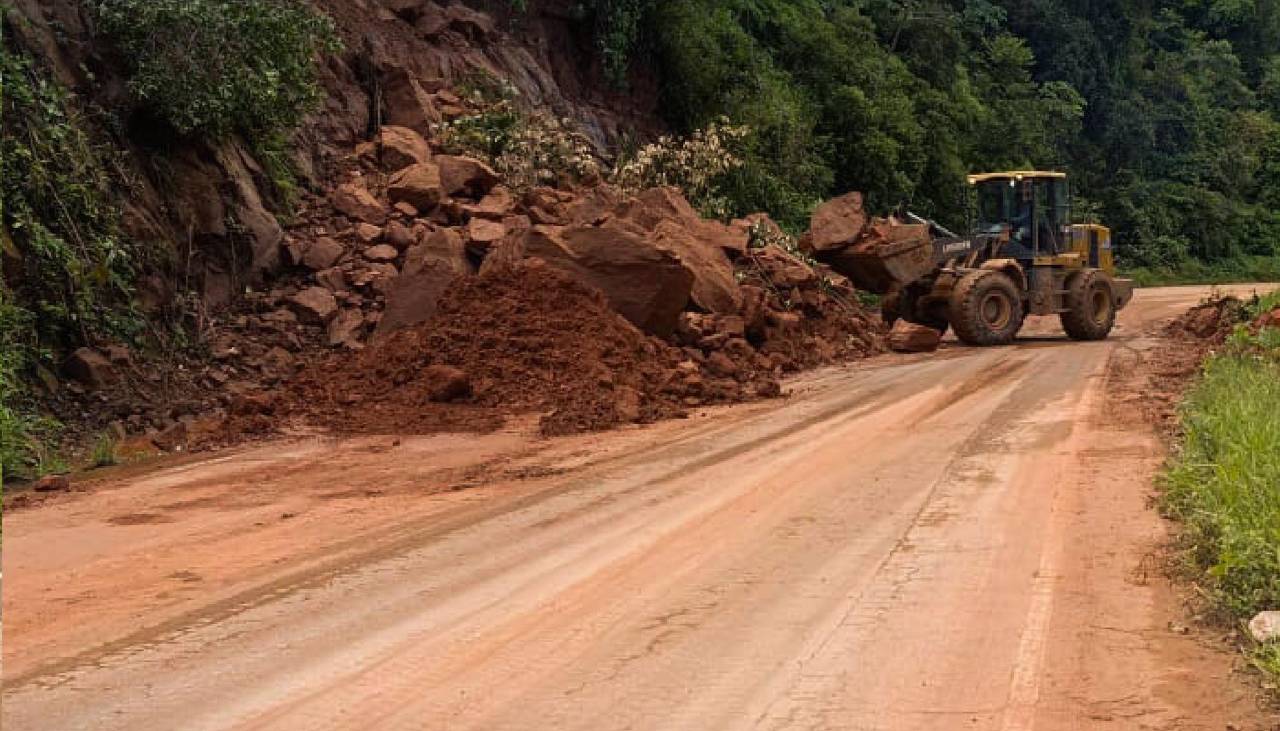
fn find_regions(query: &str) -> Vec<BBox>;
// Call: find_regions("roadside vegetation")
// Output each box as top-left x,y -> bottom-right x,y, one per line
1162,290 -> 1280,683
0,1 -> 337,482
571,0 -> 1280,271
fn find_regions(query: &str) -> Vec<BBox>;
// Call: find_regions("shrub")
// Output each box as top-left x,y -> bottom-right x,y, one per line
90,0 -> 340,140
612,119 -> 749,218
440,92 -> 601,192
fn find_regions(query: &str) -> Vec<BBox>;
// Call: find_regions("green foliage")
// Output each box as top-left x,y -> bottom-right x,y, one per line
440,90 -> 602,192
90,0 -> 340,140
585,0 -> 1280,274
90,431 -> 119,468
1162,349 -> 1280,620
613,119 -> 749,218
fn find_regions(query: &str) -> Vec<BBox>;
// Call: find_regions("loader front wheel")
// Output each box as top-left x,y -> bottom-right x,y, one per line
1060,269 -> 1116,341
949,270 -> 1024,346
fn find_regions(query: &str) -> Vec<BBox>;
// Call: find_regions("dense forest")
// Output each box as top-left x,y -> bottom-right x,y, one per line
594,0 -> 1280,277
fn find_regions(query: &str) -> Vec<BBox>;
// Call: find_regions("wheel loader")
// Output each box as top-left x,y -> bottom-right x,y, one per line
820,171 -> 1134,346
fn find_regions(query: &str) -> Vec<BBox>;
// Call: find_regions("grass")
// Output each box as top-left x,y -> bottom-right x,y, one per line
90,431 -> 119,468
1125,255 -> 1280,287
1162,298 -> 1280,685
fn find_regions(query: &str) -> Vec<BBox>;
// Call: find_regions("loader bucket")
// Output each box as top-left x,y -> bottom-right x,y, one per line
823,231 -> 935,295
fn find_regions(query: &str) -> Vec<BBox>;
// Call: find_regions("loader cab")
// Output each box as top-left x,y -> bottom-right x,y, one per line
968,171 -> 1070,259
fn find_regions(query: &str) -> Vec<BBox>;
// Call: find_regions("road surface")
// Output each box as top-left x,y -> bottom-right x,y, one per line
4,284 -> 1275,730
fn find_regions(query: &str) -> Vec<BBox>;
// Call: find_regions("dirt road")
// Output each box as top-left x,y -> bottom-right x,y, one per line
4,285 -> 1275,731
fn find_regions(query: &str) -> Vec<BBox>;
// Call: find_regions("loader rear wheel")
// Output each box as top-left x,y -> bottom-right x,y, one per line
1060,269 -> 1116,341
949,270 -> 1024,346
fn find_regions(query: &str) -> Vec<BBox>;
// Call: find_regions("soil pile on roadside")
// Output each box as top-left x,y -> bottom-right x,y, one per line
285,261 -> 786,436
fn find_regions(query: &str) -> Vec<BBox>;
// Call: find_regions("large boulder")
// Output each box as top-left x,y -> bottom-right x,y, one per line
523,223 -> 694,337
303,237 -> 345,270
803,191 -> 867,255
436,155 -> 500,198
387,162 -> 444,212
403,227 -> 471,277
378,126 -> 432,171
650,218 -> 742,315
376,260 -> 459,336
381,67 -> 442,135
64,348 -> 119,389
331,182 -> 387,225
287,287 -> 339,325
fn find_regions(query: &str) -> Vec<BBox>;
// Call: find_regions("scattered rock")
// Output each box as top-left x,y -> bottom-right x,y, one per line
354,223 -> 383,244
314,267 -> 347,291
230,392 -> 275,416
1249,611 -> 1280,643
327,308 -> 366,348
152,421 -> 189,452
287,287 -> 339,325
64,348 -> 119,389
381,67 -> 442,134
378,125 -> 432,171
392,201 -> 419,218
466,185 -> 514,220
466,217 -> 506,250
802,191 -> 867,254
33,474 -> 71,492
363,244 -> 399,262
387,162 -> 444,212
383,219 -> 416,250
330,182 -> 387,225
889,320 -> 943,353
303,237 -> 345,270
436,155 -> 500,197
423,365 -> 472,402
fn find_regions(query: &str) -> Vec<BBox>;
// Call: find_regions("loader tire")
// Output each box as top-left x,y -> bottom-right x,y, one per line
949,270 -> 1024,346
1060,269 -> 1116,341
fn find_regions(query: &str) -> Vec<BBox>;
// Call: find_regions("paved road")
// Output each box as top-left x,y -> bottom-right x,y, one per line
4,285 -> 1274,730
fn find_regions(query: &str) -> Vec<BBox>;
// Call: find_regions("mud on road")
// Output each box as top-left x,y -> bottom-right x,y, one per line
4,285 -> 1278,730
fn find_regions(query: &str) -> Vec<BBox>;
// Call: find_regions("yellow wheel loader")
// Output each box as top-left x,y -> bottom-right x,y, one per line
821,171 -> 1134,346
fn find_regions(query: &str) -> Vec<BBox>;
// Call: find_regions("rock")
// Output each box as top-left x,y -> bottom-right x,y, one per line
403,227 -> 471,277
705,351 -> 739,378
739,285 -> 769,341
651,218 -> 741,315
478,215 -> 532,275
436,155 -> 500,198
381,67 -> 442,134
354,223 -> 383,243
1249,611 -> 1280,643
749,245 -> 817,290
523,187 -> 568,224
614,386 -> 642,423
423,365 -> 472,402
378,125 -> 432,171
377,260 -> 460,335
33,474 -> 71,492
230,392 -> 275,416
465,186 -> 514,220
387,162 -> 444,212
523,223 -> 694,337
103,344 -> 133,365
392,201 -> 419,218
888,320 -> 942,353
330,182 -> 387,225
804,191 -> 867,254
152,421 -> 188,452
383,219 -> 416,250
303,237 -> 345,270
327,308 -> 366,348
64,348 -> 119,389
363,244 -> 399,262
314,267 -> 347,291
466,217 -> 506,250
286,287 -> 339,325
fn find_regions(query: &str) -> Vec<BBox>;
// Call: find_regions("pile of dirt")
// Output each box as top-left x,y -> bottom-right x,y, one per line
1164,296 -> 1250,343
285,261 -> 789,436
